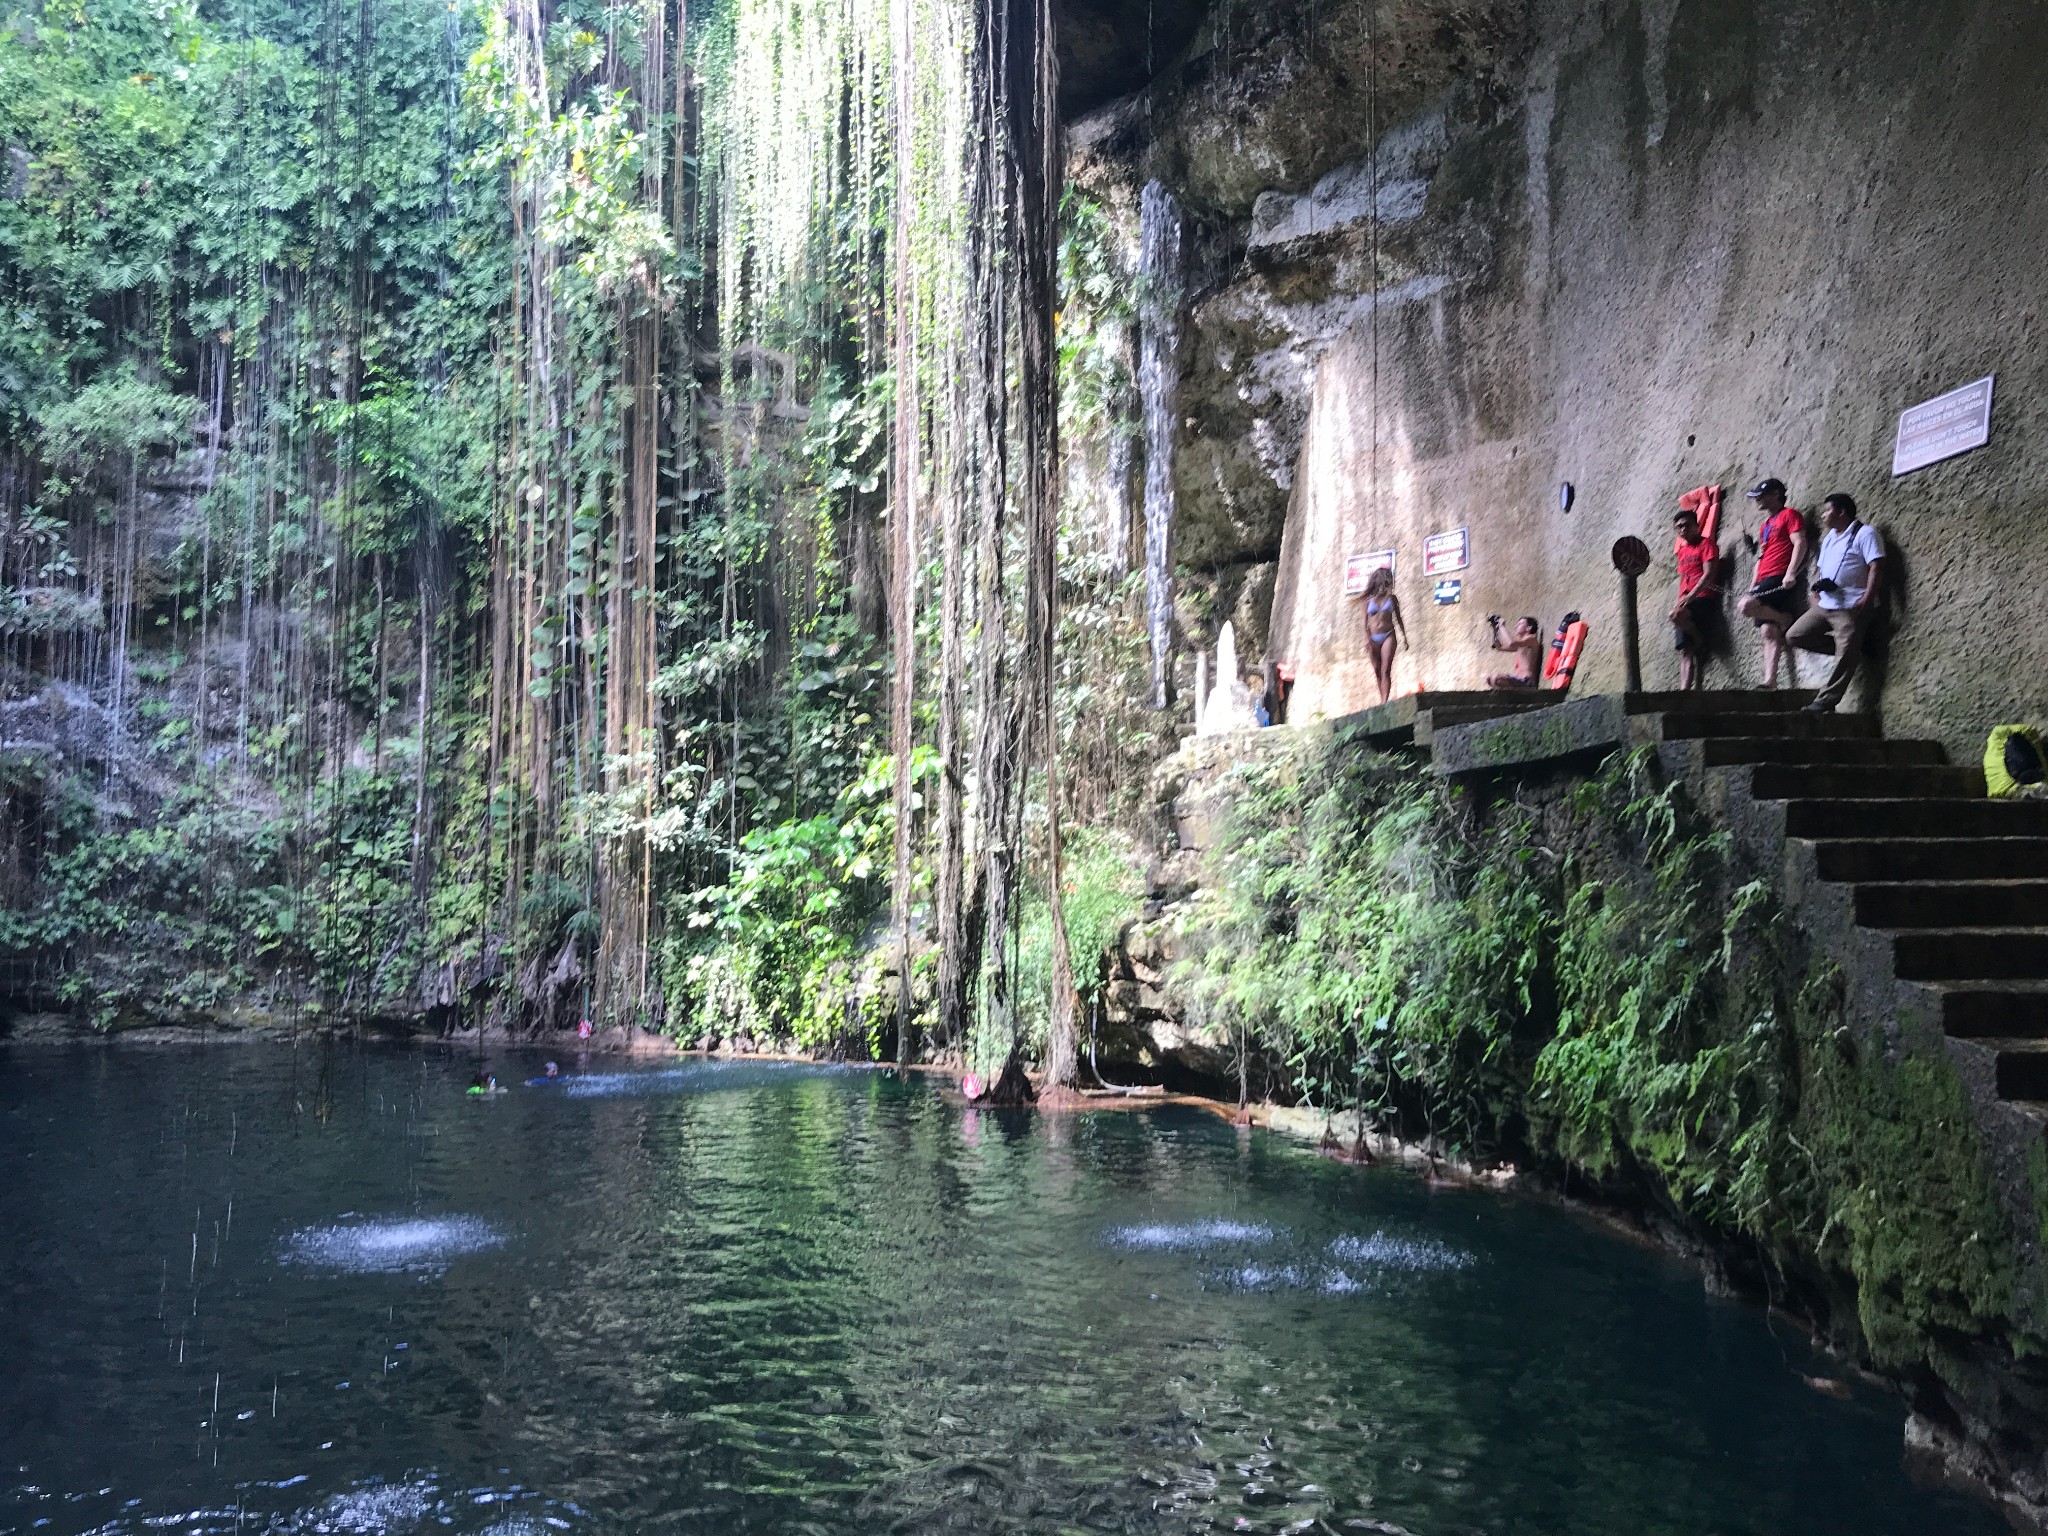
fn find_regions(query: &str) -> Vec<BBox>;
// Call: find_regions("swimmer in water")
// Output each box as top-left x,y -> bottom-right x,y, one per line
544,1061 -> 559,1079
468,1070 -> 501,1095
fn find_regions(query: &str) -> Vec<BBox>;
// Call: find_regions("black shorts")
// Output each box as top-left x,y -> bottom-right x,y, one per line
1673,593 -> 1717,651
1748,575 -> 1801,620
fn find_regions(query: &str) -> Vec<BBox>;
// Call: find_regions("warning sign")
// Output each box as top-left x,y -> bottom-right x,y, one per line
1343,549 -> 1395,595
1423,527 -> 1470,577
1892,375 -> 1995,477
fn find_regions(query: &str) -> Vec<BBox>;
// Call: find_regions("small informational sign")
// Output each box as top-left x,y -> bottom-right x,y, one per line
1423,527 -> 1471,577
1892,375 -> 1995,476
1343,549 -> 1396,595
1432,578 -> 1463,606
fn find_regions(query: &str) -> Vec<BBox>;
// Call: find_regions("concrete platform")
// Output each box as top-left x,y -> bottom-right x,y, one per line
1430,690 -> 1827,777
1325,689 -> 1561,750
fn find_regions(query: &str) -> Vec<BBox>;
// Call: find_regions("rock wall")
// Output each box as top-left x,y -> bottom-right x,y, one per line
1073,0 -> 2048,754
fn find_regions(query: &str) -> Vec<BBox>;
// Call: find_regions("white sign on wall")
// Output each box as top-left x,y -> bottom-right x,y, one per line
1343,549 -> 1395,595
1892,375 -> 1995,476
1422,527 -> 1470,577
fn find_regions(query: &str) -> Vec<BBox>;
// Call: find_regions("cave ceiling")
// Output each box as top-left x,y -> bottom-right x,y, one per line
1055,0 -> 1209,118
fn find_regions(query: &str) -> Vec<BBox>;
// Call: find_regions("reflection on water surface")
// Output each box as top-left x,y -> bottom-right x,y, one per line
0,1045 -> 2002,1535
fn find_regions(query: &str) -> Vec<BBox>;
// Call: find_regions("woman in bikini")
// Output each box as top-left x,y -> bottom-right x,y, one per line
1359,565 -> 1409,705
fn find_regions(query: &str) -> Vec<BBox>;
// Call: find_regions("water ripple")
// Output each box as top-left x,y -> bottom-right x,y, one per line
277,1217 -> 507,1275
551,1061 -> 839,1099
1328,1232 -> 1474,1272
1104,1219 -> 1276,1251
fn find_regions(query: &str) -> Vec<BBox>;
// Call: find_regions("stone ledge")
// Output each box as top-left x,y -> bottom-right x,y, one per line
1430,694 -> 1630,776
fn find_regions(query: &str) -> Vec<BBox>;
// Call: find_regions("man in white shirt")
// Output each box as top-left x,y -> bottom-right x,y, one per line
1785,492 -> 1885,713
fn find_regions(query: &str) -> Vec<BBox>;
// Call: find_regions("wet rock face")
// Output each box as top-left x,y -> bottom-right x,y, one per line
1054,0 -> 1210,119
1077,0 -> 2048,754
1069,0 -> 1521,671
1092,0 -> 1525,220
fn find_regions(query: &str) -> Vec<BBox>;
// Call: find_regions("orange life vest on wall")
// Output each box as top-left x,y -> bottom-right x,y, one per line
1544,617 -> 1587,690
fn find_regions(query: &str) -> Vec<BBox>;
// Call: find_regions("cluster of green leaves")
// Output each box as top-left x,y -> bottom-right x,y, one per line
1188,739 -> 1790,1189
1531,755 -> 1781,1223
1056,190 -> 1137,449
1000,825 -> 1145,1078
2,774 -> 291,1026
662,743 -> 931,1049
1185,735 -> 1546,1153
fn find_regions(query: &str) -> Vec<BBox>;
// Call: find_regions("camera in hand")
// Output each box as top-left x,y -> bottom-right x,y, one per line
1811,577 -> 1840,595
1486,613 -> 1503,626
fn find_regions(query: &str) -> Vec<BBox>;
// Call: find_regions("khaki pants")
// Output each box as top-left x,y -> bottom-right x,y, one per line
1785,604 -> 1867,709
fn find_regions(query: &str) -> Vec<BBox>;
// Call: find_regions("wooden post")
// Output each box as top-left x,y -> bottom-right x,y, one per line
1611,536 -> 1650,695
1620,571 -> 1642,693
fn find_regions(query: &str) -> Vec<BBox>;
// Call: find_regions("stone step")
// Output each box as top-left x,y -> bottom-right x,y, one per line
1750,763 -> 1987,800
1891,930 -> 2048,982
1702,737 -> 1946,768
1993,1040 -> 2048,1100
1789,799 -> 2048,839
1626,689 -> 1818,715
1937,983 -> 2048,1041
1812,837 -> 2048,883
1412,691 -> 1557,711
1659,712 -> 1880,740
1428,703 -> 1564,728
1856,881 -> 2048,928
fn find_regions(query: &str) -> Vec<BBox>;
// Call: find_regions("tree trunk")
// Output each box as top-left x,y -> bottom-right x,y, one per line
1010,0 -> 1078,1095
887,0 -> 920,1067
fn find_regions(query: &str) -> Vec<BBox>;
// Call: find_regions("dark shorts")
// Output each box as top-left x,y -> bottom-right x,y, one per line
1673,593 -> 1718,651
1747,575 -> 1802,621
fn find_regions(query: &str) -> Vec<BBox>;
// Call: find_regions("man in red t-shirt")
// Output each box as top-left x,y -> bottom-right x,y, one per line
1669,507 -> 1719,690
1736,477 -> 1810,688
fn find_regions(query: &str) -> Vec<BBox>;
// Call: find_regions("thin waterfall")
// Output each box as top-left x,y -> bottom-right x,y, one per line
1106,406 -> 1135,575
1137,178 -> 1182,709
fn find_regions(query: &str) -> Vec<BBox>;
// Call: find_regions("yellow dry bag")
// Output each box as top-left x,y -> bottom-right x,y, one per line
1985,724 -> 2046,798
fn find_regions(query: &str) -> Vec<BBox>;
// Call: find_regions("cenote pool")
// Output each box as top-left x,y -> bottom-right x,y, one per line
0,1046 -> 2001,1535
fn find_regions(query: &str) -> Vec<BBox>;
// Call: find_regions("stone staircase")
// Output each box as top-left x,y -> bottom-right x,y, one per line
1428,687 -> 2048,1120
1627,692 -> 2048,1113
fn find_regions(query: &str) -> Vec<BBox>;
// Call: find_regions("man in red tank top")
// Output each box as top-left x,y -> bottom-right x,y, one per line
1735,478 -> 1809,688
1669,507 -> 1719,690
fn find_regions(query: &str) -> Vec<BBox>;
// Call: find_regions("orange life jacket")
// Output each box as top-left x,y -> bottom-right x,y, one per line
1544,619 -> 1588,690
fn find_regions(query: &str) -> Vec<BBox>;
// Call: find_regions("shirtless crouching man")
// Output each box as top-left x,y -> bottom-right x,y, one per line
1484,615 -> 1542,689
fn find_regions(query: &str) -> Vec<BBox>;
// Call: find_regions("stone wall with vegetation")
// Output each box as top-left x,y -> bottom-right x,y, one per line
1111,724 -> 2048,1513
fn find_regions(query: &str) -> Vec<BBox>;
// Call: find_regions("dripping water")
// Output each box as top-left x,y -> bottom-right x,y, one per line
1137,179 -> 1183,710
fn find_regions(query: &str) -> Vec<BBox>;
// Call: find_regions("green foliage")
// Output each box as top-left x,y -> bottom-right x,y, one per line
662,745 -> 930,1049
999,825 -> 1144,1076
1789,964 -> 2016,1364
1185,734 -> 1545,1152
1056,190 -> 1136,447
1531,752 -> 1783,1226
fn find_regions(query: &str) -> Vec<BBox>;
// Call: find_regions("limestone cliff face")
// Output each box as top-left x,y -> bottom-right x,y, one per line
1073,0 -> 2048,752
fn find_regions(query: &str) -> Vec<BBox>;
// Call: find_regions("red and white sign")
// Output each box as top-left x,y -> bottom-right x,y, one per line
1343,549 -> 1395,595
1422,527 -> 1470,577
1892,375 -> 1994,476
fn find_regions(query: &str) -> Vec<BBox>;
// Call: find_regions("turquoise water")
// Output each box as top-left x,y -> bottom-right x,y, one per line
0,1046 -> 2001,1535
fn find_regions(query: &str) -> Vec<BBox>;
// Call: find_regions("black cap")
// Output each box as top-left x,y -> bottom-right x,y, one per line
1746,477 -> 1787,499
